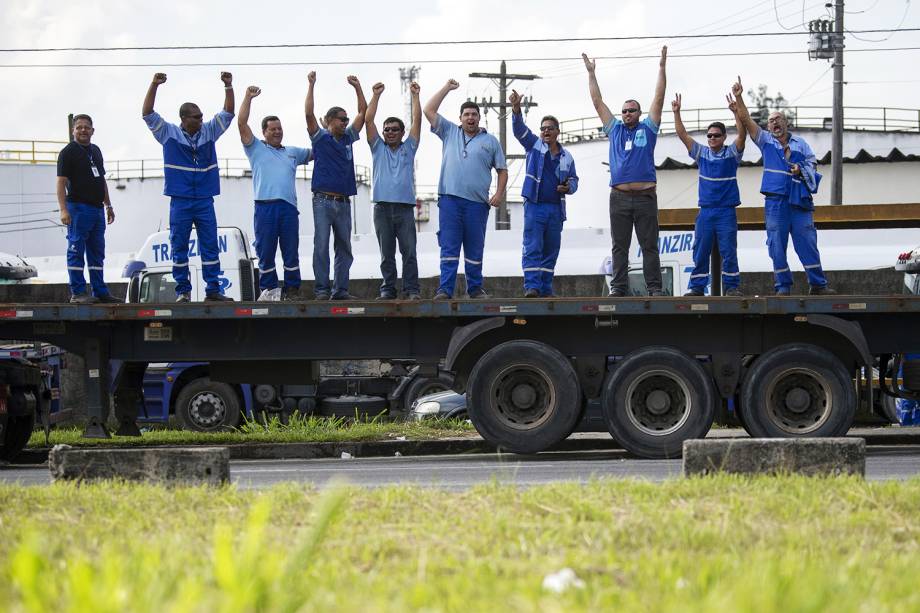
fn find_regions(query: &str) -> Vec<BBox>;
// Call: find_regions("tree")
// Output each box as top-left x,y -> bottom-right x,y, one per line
747,84 -> 797,127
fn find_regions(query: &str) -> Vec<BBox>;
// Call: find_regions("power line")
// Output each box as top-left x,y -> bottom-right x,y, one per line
847,0 -> 912,42
1,28 -> 917,53
2,46 -> 918,69
774,0 -> 806,30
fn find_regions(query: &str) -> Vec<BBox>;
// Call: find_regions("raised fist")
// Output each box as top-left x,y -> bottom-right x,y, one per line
446,79 -> 460,91
220,72 -> 233,86
246,86 -> 261,97
307,71 -> 316,85
372,82 -> 385,95
409,82 -> 420,95
347,75 -> 361,88
152,73 -> 167,85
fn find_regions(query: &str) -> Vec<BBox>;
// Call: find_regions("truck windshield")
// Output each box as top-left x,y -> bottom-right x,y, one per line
139,273 -> 178,303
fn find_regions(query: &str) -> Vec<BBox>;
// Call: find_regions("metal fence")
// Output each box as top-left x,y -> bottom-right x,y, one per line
104,158 -> 371,186
558,106 -> 920,144
0,139 -> 68,164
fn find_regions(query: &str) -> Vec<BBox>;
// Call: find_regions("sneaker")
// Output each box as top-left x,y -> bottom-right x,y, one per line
331,292 -> 358,301
376,293 -> 397,301
524,288 -> 540,298
433,291 -> 451,300
468,288 -> 491,300
314,293 -> 330,301
176,293 -> 191,303
205,293 -> 234,302
69,293 -> 98,304
608,288 -> 627,298
724,287 -> 744,297
258,288 -> 282,302
95,293 -> 122,304
406,293 -> 422,301
648,289 -> 666,297
684,288 -> 705,297
809,285 -> 837,296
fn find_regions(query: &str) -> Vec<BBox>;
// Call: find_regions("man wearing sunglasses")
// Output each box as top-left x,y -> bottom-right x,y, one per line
509,89 -> 579,298
305,71 -> 367,300
142,71 -> 235,303
583,47 -> 668,297
364,81 -> 422,301
672,92 -> 746,297
730,76 -> 835,296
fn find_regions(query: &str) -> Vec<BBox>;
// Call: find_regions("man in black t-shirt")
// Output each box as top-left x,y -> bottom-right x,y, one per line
56,114 -> 118,304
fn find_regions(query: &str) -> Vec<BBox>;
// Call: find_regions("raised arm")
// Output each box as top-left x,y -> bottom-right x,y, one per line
238,86 -> 259,146
671,93 -> 695,154
364,82 -> 383,144
348,75 -> 367,134
142,72 -> 167,116
409,81 -> 421,142
220,71 -> 235,114
424,79 -> 459,128
304,71 -> 319,137
727,93 -> 746,151
509,89 -> 537,150
582,54 -> 614,127
730,76 -> 760,142
648,46 -> 667,126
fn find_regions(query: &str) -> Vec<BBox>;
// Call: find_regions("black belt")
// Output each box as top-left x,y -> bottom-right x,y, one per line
316,192 -> 349,202
613,185 -> 657,194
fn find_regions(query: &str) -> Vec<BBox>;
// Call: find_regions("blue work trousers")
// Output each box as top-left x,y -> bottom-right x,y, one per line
437,194 -> 490,297
688,207 -> 740,292
522,201 -> 563,296
169,196 -> 221,297
65,201 -> 110,297
312,193 -> 353,298
254,200 -> 300,291
374,202 -> 419,296
765,195 -> 827,291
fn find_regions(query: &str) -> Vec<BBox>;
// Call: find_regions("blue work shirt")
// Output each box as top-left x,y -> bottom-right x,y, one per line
690,141 -> 743,208
753,129 -> 818,199
432,114 -> 507,204
310,127 -> 359,196
536,151 -> 562,204
369,135 -> 418,205
603,116 -> 659,186
243,138 -> 312,206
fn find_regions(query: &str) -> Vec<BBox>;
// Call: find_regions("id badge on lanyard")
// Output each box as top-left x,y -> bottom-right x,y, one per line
625,140 -> 633,152
90,163 -> 100,178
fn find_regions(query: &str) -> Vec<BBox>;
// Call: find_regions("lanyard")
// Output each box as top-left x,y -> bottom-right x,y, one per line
462,129 -> 479,159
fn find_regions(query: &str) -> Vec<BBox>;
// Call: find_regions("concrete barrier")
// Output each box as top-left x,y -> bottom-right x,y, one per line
48,445 -> 229,485
682,438 -> 865,477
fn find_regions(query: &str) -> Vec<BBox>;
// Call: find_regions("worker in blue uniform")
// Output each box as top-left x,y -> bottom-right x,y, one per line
732,76 -> 835,295
142,71 -> 235,303
509,89 -> 579,298
672,92 -> 746,297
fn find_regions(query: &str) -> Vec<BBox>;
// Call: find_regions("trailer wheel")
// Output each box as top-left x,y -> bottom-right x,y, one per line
601,347 -> 716,459
402,372 -> 455,411
466,340 -> 582,454
0,413 -> 36,461
740,344 -> 855,437
174,378 -> 242,432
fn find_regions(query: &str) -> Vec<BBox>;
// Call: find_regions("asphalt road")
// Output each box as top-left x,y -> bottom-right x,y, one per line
3,446 -> 919,489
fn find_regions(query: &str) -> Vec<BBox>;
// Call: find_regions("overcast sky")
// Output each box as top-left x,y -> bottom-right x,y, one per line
2,0 -> 917,191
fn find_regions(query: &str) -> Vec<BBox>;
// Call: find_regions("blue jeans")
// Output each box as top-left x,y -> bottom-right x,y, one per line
255,200 -> 300,291
437,194 -> 490,297
312,193 -> 353,298
65,201 -> 110,297
688,207 -> 740,291
168,196 -> 221,296
522,201 -> 563,296
765,195 -> 827,291
374,202 -> 419,296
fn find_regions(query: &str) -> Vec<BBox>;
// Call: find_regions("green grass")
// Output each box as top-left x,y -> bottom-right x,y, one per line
27,414 -> 476,449
1,476 -> 919,611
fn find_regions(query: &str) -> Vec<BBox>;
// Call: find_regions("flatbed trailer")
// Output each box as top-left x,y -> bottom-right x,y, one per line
2,294 -> 919,458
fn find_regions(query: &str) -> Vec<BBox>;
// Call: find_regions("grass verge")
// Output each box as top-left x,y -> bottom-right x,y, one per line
27,414 -> 476,448
1,476 -> 919,611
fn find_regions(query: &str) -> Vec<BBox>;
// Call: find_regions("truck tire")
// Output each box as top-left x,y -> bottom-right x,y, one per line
601,346 -> 716,459
402,372 -> 455,411
466,340 -> 582,454
740,343 -> 855,438
0,413 -> 36,461
174,378 -> 242,432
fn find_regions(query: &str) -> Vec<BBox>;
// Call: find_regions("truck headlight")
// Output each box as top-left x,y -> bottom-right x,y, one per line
414,401 -> 442,415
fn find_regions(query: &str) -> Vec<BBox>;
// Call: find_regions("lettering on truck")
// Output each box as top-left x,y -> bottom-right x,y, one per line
636,232 -> 694,257
151,234 -> 230,263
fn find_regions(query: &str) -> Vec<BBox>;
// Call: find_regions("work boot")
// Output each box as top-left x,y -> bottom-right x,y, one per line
376,293 -> 397,300
69,293 -> 98,304
331,292 -> 359,301
314,292 -> 330,301
205,292 -> 234,302
684,288 -> 705,297
775,287 -> 791,296
724,287 -> 744,297
95,293 -> 122,304
608,288 -> 627,298
468,288 -> 491,300
406,293 -> 422,301
809,285 -> 837,296
523,288 -> 540,298
433,291 -> 450,300
648,289 -> 666,297
176,293 -> 191,303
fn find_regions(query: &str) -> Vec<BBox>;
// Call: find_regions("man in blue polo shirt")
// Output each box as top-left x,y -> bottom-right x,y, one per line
731,76 -> 835,296
142,71 -> 235,303
364,80 -> 422,300
583,47 -> 668,297
672,92 -> 746,297
238,85 -> 312,302
304,71 -> 367,301
423,79 -> 508,300
509,90 -> 579,298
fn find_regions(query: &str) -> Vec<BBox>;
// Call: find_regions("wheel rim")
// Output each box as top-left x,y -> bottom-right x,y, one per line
487,364 -> 556,431
623,368 -> 692,436
188,391 -> 227,428
764,367 -> 832,434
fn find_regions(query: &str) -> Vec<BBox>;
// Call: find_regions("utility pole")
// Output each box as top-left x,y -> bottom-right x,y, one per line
831,0 -> 845,205
398,65 -> 421,126
468,61 -> 539,230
